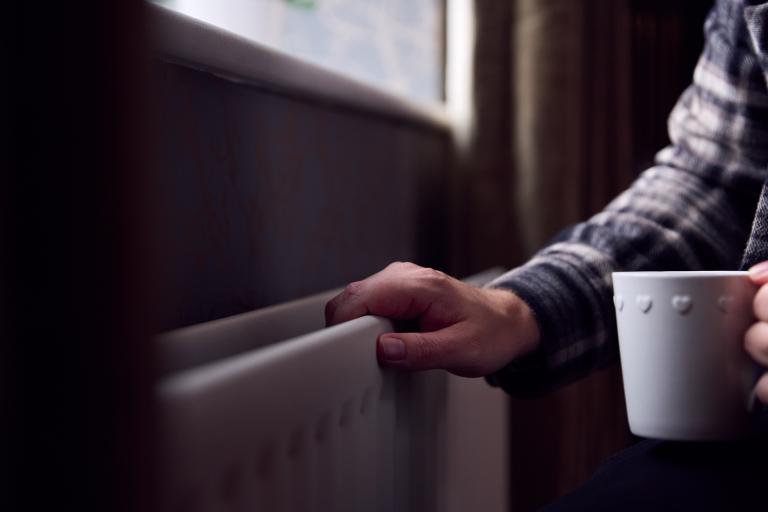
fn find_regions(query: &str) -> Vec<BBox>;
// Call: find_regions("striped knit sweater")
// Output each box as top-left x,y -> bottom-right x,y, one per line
488,0 -> 768,397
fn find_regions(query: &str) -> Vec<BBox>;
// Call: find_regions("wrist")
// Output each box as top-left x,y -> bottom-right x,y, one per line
485,288 -> 541,359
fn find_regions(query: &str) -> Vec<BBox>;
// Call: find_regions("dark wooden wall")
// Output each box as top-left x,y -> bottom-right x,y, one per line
151,64 -> 452,330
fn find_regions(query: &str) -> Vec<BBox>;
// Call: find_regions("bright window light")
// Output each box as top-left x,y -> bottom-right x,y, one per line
153,0 -> 445,103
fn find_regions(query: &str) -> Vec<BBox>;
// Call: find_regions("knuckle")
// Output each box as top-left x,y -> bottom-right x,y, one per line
387,261 -> 414,270
756,374 -> 768,404
754,286 -> 768,320
412,333 -> 441,367
745,323 -> 768,355
422,267 -> 448,286
343,281 -> 364,300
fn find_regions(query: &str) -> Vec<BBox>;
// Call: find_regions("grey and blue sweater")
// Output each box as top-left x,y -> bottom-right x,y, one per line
488,0 -> 768,397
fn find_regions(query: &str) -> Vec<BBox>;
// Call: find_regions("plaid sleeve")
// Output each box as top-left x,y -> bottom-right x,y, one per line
487,0 -> 768,398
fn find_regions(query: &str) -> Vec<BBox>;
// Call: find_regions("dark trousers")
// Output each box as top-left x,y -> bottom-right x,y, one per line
543,436 -> 768,511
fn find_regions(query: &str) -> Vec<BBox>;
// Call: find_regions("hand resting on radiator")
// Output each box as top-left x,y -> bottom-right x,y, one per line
325,262 -> 540,377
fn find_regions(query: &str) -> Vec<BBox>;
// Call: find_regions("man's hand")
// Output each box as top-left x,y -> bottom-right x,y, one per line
325,262 -> 540,377
746,262 -> 768,404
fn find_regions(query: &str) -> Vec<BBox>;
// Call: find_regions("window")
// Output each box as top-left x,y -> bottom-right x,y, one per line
152,0 -> 445,103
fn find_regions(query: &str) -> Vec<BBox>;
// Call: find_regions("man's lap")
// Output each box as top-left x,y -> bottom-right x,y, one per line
542,436 -> 768,511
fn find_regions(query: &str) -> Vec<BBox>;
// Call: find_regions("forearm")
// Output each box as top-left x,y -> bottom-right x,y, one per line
488,162 -> 760,396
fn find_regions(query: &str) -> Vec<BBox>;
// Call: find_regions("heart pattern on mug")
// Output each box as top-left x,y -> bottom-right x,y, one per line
636,295 -> 652,313
717,295 -> 734,313
671,295 -> 692,314
613,295 -> 624,311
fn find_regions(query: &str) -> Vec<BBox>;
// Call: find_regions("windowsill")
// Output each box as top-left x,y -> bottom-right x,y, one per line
148,2 -> 451,130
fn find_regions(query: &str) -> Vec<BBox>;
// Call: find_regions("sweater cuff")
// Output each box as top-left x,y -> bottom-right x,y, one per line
483,259 -> 618,398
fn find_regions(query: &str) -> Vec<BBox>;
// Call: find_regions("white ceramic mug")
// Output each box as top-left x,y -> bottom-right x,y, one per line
612,271 -> 763,440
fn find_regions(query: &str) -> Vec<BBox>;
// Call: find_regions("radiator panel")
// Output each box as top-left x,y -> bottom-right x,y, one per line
159,316 -> 408,512
158,269 -> 508,511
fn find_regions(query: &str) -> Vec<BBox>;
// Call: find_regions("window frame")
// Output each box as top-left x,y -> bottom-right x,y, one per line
149,2 -> 451,130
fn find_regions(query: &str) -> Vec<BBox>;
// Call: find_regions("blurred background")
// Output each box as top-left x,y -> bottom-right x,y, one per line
4,1 -> 711,510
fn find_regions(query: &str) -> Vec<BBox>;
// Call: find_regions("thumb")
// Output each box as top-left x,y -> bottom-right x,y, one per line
749,261 -> 768,285
377,325 -> 463,371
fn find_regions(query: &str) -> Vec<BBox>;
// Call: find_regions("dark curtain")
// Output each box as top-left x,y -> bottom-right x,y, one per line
452,1 -> 711,509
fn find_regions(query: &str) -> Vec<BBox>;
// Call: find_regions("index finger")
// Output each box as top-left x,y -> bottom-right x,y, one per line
324,265 -> 438,326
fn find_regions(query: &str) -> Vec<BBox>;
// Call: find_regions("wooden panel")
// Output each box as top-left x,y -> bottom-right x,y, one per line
152,62 -> 451,329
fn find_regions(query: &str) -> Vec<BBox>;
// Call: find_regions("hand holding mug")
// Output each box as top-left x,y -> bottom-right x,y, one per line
745,262 -> 768,404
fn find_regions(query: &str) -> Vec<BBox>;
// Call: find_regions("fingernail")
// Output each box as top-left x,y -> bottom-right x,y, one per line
750,261 -> 768,277
380,337 -> 405,361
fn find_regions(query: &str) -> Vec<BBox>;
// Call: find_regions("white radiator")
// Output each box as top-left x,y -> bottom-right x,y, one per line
157,269 -> 509,512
